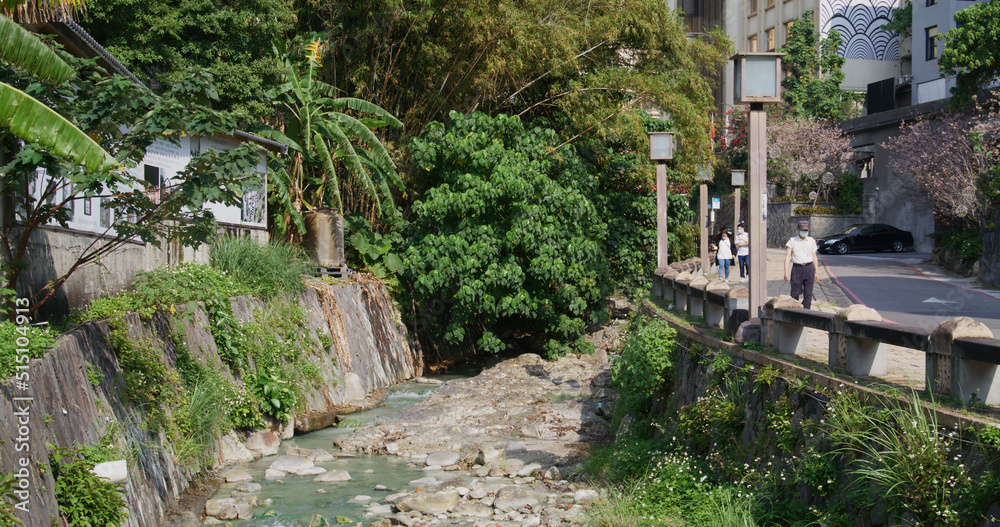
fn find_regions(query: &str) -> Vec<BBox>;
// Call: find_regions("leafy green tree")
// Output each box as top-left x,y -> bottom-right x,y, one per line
316,0 -> 730,182
780,11 -> 858,120
260,40 -> 404,239
1,50 -> 262,319
81,0 -> 294,124
403,112 -> 610,358
939,0 -> 1000,106
883,0 -> 912,39
0,14 -> 114,173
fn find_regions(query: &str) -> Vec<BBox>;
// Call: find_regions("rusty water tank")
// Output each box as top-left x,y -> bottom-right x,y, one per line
302,209 -> 345,267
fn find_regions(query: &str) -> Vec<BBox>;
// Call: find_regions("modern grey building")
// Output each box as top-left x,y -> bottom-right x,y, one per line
910,0 -> 989,104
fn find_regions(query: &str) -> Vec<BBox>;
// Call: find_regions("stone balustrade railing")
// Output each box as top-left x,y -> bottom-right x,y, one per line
651,268 -> 1000,406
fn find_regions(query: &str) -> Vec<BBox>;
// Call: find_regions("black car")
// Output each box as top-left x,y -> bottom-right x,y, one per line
817,223 -> 914,254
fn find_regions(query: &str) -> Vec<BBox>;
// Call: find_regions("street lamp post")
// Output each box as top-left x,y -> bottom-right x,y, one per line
696,165 -> 712,275
732,169 -> 745,239
732,52 -> 783,317
649,131 -> 675,269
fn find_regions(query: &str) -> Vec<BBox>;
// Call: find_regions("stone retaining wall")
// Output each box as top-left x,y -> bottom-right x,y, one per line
767,201 -> 863,248
0,279 -> 420,527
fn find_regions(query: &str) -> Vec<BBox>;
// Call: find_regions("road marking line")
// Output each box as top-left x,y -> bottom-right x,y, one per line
892,260 -> 1000,301
821,260 -> 898,324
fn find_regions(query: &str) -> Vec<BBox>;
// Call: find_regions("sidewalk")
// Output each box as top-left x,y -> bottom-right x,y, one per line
707,249 -> 928,391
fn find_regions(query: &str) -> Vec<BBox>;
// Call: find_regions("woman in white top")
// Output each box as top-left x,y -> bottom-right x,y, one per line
716,229 -> 734,280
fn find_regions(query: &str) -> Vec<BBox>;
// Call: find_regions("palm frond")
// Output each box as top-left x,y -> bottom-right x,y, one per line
328,113 -> 401,189
0,14 -> 74,84
331,97 -> 403,129
312,134 -> 343,212
324,123 -> 381,211
0,82 -> 116,173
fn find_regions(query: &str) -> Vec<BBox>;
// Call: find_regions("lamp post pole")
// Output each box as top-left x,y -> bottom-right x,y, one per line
732,51 -> 782,317
649,130 -> 675,270
734,188 -> 741,234
700,184 -> 709,274
657,160 -> 668,269
748,103 -> 767,315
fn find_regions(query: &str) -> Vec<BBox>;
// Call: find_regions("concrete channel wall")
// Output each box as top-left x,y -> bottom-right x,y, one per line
0,279 -> 421,527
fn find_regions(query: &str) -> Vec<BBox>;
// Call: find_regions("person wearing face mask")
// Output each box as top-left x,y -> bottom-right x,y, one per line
716,229 -> 734,281
784,220 -> 820,308
735,223 -> 749,282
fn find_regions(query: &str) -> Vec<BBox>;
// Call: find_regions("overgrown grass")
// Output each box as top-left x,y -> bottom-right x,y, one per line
209,235 -> 313,298
173,379 -> 229,469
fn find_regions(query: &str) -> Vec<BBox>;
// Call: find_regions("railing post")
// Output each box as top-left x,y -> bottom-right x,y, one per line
661,268 -> 679,303
763,296 -> 805,355
930,317 -> 995,402
673,271 -> 693,312
724,285 -> 749,336
704,279 -> 731,328
688,276 -> 709,317
833,305 -> 886,375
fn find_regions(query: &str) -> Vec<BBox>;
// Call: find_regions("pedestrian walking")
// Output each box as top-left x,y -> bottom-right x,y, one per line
735,222 -> 750,282
784,220 -> 819,308
716,229 -> 734,281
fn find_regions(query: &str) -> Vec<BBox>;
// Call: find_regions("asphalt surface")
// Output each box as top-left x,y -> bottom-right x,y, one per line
758,249 -> 1000,335
817,252 -> 1000,335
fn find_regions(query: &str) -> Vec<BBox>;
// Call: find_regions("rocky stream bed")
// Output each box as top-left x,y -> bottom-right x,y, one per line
199,342 -> 619,527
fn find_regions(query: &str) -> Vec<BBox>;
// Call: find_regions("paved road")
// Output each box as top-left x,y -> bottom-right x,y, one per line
812,251 -> 1000,335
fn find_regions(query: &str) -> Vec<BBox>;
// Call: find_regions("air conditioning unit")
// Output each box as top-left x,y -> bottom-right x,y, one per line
896,75 -> 913,85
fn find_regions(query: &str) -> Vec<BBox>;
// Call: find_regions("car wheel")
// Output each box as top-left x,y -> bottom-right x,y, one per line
835,241 -> 849,255
891,240 -> 904,252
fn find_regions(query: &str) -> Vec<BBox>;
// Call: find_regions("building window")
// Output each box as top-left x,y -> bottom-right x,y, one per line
925,26 -> 938,60
766,0 -> 775,8
144,164 -> 164,204
749,0 -> 758,15
926,0 -> 936,6
784,20 -> 794,42
766,28 -> 775,50
749,35 -> 758,52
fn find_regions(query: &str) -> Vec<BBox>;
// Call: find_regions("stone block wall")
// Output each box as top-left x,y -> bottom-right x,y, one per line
766,201 -> 863,248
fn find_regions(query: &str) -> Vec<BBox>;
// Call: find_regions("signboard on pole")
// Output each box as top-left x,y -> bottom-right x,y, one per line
711,197 -> 721,210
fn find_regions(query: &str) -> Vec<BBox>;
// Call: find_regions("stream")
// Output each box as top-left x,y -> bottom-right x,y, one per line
204,352 -> 614,527
208,369 -> 475,526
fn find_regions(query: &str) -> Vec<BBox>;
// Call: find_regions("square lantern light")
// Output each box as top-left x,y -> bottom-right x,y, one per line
732,169 -> 746,186
695,164 -> 712,181
732,52 -> 785,104
648,131 -> 676,160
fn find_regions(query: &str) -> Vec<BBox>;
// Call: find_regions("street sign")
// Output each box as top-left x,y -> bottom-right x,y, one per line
712,197 -> 721,210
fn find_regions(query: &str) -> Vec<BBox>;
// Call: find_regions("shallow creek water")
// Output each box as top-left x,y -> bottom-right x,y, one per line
210,369 -> 478,526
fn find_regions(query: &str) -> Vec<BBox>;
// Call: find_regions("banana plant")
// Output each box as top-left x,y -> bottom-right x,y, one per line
0,13 -> 116,173
261,40 -> 404,238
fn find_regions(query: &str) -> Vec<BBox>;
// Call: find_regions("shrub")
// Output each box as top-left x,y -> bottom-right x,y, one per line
793,205 -> 844,215
49,445 -> 128,527
610,316 -> 677,437
834,171 -> 863,214
0,321 -> 55,378
250,367 -> 298,423
403,112 -> 611,357
928,227 -> 983,264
